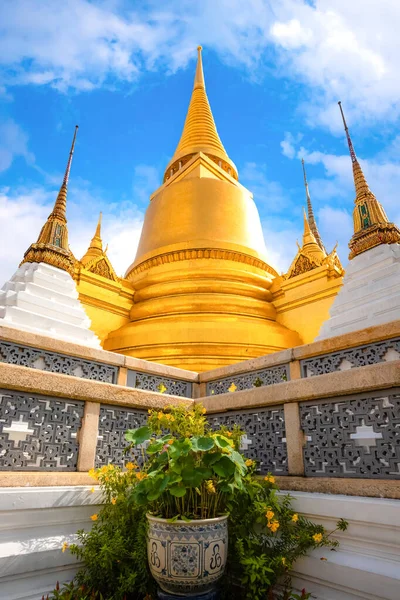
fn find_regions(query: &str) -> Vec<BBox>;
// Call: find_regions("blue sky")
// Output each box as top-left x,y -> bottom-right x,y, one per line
1,0 -> 400,282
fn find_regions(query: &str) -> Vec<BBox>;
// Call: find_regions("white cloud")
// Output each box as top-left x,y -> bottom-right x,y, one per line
0,181 -> 145,284
262,220 -> 303,274
270,0 -> 400,129
1,0 -> 400,131
241,161 -> 291,213
0,119 -> 34,172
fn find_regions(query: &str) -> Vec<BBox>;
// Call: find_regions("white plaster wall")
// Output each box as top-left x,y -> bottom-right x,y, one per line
287,492 -> 400,600
0,486 -> 101,600
0,487 -> 399,600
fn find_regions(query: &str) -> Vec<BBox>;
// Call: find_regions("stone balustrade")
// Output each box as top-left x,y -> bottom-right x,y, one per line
0,321 -> 399,496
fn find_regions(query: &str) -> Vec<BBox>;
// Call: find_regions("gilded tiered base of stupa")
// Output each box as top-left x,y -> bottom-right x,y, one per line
104,255 -> 301,372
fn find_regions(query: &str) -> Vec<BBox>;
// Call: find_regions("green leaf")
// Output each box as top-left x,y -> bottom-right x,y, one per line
125,426 -> 151,445
203,452 -> 223,466
192,436 -> 214,452
214,434 -> 233,449
181,467 -> 212,487
169,485 -> 187,497
212,456 -> 236,477
146,440 -> 165,454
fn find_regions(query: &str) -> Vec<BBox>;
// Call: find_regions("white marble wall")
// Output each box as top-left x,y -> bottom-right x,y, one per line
0,486 -> 101,600
0,487 -> 399,600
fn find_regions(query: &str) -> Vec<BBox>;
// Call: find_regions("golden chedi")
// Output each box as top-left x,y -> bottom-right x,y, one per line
104,47 -> 301,370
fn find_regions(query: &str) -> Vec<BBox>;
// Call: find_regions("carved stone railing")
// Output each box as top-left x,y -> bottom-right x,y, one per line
127,369 -> 193,398
1,320 -> 400,497
300,390 -> 400,479
0,388 -> 84,471
300,337 -> 400,378
208,406 -> 288,475
0,340 -> 118,383
205,364 -> 289,396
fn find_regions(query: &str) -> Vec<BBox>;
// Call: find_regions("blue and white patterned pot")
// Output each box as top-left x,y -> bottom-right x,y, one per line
147,514 -> 228,597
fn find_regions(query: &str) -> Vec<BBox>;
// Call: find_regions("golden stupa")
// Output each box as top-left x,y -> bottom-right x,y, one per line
103,47 -> 302,370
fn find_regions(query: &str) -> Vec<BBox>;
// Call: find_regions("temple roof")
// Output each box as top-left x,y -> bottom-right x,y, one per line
164,47 -> 238,182
20,126 -> 78,276
80,213 -> 118,281
285,204 -> 344,280
338,101 -> 400,259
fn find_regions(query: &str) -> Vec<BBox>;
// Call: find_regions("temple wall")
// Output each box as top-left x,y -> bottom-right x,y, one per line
0,320 -> 399,599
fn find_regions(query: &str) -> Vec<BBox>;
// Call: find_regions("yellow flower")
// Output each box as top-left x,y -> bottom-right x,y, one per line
265,510 -> 274,520
226,432 -> 232,437
136,472 -> 148,481
264,475 -> 276,484
90,514 -> 98,521
125,462 -> 135,471
90,487 -> 95,493
281,557 -> 286,566
61,542 -> 69,553
267,520 -> 280,533
292,513 -> 299,523
157,412 -> 163,420
245,459 -> 254,467
111,498 -> 117,505
206,480 -> 216,494
88,468 -> 96,479
169,415 -> 175,422
168,439 -> 174,445
228,382 -> 237,393
202,408 -> 206,414
313,533 -> 323,544
100,465 -> 108,474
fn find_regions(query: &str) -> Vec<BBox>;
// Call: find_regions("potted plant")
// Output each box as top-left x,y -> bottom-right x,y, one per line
125,404 -> 248,598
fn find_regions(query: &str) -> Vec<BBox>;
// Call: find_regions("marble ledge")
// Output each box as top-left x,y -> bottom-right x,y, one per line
0,362 -> 194,407
1,473 -> 399,499
0,323 -> 199,381
199,360 -> 400,413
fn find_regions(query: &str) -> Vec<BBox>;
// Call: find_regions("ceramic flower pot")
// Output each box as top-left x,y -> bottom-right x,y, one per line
147,514 -> 228,597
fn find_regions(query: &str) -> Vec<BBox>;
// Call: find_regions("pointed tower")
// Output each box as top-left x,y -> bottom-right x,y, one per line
302,159 -> 325,252
80,213 -> 118,281
105,47 -> 301,370
317,103 -> 400,339
338,102 -> 400,258
21,126 -> 78,276
164,46 -> 237,182
0,127 -> 101,348
286,209 -> 328,278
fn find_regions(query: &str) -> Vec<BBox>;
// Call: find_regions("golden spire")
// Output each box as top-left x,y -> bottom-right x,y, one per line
338,101 -> 400,258
81,212 -> 104,265
164,46 -> 237,181
302,208 -> 326,259
302,158 -> 325,252
20,126 -> 78,275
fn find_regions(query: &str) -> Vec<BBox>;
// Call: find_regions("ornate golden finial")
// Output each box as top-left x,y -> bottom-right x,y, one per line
81,212 -> 104,264
20,126 -> 79,275
301,158 -> 325,252
164,47 -> 237,182
338,101 -> 400,258
194,46 -> 205,89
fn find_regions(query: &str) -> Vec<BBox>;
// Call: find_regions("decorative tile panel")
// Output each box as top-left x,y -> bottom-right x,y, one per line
208,407 -> 288,475
127,370 -> 192,398
0,340 -> 118,383
96,405 -> 148,467
206,364 -> 290,396
300,338 -> 400,378
0,389 -> 84,470
300,391 -> 400,478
